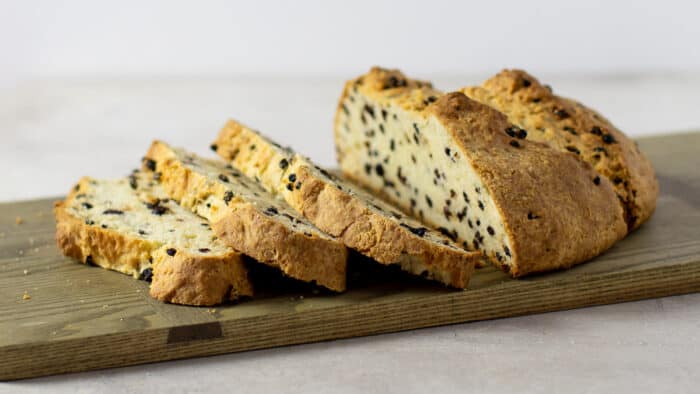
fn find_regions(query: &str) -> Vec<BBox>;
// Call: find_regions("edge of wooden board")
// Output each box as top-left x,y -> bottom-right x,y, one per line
2,256 -> 699,381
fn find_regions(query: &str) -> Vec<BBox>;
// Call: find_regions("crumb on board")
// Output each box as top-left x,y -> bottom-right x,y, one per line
23,269 -> 28,275
18,250 -> 24,255
15,216 -> 24,225
207,308 -> 217,314
22,291 -> 31,300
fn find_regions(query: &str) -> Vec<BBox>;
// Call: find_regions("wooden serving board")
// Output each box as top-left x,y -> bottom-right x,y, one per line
2,132 -> 700,381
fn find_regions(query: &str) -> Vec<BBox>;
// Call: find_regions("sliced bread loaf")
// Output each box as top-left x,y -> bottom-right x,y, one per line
333,67 -> 627,277
212,120 -> 483,288
54,171 -> 253,306
460,69 -> 658,231
143,141 -> 348,291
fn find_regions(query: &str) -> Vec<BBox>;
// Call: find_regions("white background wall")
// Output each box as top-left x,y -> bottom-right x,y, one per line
2,0 -> 699,86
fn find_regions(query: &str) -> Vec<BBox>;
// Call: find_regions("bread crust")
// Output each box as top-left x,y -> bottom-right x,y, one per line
54,179 -> 253,306
431,93 -> 627,276
149,247 -> 252,306
461,69 -> 658,231
145,141 -> 348,292
213,120 -> 481,288
334,67 -> 628,277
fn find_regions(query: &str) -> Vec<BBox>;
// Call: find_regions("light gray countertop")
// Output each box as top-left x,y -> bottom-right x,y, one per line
1,73 -> 699,393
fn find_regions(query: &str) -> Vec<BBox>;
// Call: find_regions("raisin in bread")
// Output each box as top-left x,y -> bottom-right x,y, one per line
333,67 -> 627,277
54,172 -> 253,306
460,69 -> 658,231
144,141 -> 348,291
211,120 -> 484,288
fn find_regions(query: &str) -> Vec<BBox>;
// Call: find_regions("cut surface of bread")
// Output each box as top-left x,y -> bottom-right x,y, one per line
144,141 -> 348,292
212,120 -> 483,288
54,172 -> 253,306
333,67 -> 627,277
460,69 -> 658,231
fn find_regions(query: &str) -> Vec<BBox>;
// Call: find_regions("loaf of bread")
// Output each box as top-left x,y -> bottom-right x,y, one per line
212,120 -> 484,288
54,65 -> 654,304
54,171 -> 253,306
144,141 -> 348,291
333,67 -> 628,277
460,69 -> 658,231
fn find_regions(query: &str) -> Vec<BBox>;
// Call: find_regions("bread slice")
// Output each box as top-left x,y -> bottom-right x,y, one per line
460,69 -> 658,231
143,141 -> 348,291
212,120 -> 483,288
54,172 -> 253,306
332,67 -> 627,277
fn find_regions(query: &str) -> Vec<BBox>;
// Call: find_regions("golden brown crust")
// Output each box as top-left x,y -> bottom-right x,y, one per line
149,248 -> 252,306
336,67 -> 628,277
214,120 -> 482,288
145,141 -> 348,292
291,165 -> 477,287
461,69 -> 658,230
212,204 -> 347,291
54,181 -> 252,306
430,92 -> 627,276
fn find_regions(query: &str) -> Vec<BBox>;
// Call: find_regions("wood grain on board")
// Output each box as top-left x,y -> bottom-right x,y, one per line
1,132 -> 699,380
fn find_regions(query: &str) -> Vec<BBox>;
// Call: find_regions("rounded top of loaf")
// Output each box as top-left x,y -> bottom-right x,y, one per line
461,69 -> 658,230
